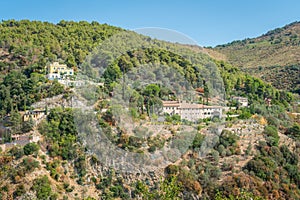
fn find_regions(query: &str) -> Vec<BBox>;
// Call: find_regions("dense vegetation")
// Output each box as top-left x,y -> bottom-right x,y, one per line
0,19 -> 122,132
213,21 -> 300,93
217,60 -> 294,106
244,65 -> 300,94
214,21 -> 300,68
0,71 -> 64,117
0,20 -> 122,72
0,20 -> 299,199
0,20 -> 122,126
243,142 -> 300,199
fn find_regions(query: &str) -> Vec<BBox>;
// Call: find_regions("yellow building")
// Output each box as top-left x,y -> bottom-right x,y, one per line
22,110 -> 45,122
46,62 -> 74,80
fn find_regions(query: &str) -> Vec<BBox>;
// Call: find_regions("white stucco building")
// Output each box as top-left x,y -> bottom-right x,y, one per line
162,101 -> 222,122
232,96 -> 248,107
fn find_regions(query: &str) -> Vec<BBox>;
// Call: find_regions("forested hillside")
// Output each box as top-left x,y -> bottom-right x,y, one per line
214,21 -> 300,68
0,20 -> 122,117
213,21 -> 300,93
0,20 -> 122,73
0,20 -> 299,200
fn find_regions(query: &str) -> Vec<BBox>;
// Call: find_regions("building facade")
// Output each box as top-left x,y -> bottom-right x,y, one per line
162,101 -> 222,122
22,110 -> 45,123
46,62 -> 74,80
232,96 -> 248,107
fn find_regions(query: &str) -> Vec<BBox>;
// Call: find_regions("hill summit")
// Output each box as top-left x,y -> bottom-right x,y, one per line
213,21 -> 300,93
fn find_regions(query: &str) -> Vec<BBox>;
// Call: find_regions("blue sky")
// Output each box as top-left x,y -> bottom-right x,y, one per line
2,0 -> 300,47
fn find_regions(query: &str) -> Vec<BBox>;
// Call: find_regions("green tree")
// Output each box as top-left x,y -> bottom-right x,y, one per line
9,146 -> 24,159
192,133 -> 205,149
21,117 -> 35,133
23,142 -> 39,155
159,176 -> 182,200
143,84 -> 160,97
9,108 -> 22,133
286,123 -> 300,139
263,125 -> 279,146
32,176 -> 56,200
203,80 -> 209,105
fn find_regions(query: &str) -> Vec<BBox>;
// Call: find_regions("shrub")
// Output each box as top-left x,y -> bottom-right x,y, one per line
22,157 -> 40,173
286,123 -> 300,140
219,130 -> 238,148
238,108 -> 252,119
23,142 -> 39,155
13,184 -> 25,198
192,133 -> 205,149
165,164 -> 179,175
263,125 -> 279,146
148,145 -> 156,152
9,146 -> 24,159
32,176 -> 56,200
128,136 -> 143,148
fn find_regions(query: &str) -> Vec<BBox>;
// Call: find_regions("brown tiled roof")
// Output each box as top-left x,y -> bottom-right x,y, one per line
195,88 -> 204,93
162,101 -> 180,107
180,102 -> 203,109
163,101 -> 222,109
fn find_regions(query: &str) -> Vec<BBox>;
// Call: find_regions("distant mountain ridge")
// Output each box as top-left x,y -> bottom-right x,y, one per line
211,21 -> 300,93
214,21 -> 300,68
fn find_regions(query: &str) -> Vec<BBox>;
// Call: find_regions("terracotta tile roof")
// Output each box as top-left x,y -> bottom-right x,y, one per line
163,101 -> 222,109
162,101 -> 180,107
180,102 -> 203,109
195,87 -> 204,93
